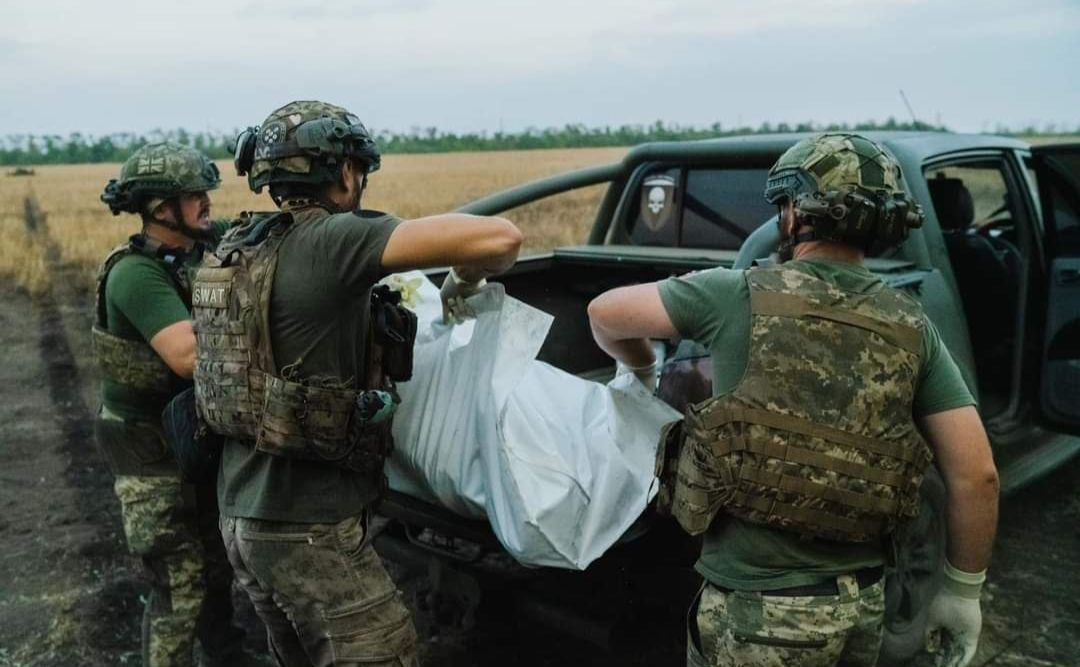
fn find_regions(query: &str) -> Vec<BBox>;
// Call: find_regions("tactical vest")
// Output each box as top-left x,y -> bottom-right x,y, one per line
667,265 -> 932,543
92,236 -> 194,477
92,238 -> 189,394
191,208 -> 416,477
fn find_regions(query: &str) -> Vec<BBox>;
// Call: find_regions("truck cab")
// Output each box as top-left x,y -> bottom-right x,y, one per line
375,133 -> 1080,664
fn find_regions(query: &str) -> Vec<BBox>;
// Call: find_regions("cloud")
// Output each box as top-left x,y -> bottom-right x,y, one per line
235,0 -> 433,20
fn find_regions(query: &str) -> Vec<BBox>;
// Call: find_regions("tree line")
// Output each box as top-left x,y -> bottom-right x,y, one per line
2,118 -> 1076,166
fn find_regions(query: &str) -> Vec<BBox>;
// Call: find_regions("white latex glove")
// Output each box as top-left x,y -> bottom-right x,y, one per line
925,560 -> 985,667
440,268 -> 487,325
616,360 -> 658,390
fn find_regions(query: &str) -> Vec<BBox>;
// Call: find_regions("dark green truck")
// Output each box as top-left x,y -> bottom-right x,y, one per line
375,133 -> 1080,664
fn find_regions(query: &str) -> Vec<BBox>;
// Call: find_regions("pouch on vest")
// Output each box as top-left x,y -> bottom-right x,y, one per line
653,417 -> 684,517
371,284 -> 417,382
93,407 -> 177,477
162,387 -> 224,484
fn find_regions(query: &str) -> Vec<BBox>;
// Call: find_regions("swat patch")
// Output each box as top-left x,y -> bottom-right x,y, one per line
192,283 -> 230,309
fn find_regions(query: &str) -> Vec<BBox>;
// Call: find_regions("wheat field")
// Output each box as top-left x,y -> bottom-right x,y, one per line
0,147 -> 626,294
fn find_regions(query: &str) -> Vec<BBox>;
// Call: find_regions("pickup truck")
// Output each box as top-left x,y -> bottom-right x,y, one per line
374,132 -> 1080,664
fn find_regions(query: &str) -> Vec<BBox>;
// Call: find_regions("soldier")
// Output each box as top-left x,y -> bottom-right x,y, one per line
195,100 -> 522,666
587,134 -> 999,667
95,143 -> 249,666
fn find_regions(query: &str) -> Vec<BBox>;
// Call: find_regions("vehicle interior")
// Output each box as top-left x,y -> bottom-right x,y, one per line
925,161 -> 1026,416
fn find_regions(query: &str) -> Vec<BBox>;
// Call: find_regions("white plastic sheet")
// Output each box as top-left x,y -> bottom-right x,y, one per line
384,272 -> 681,570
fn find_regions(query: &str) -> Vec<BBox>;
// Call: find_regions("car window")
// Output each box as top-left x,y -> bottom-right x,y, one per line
626,167 -> 681,247
624,166 -> 773,249
925,161 -> 1018,243
1037,151 -> 1080,254
680,168 -> 774,249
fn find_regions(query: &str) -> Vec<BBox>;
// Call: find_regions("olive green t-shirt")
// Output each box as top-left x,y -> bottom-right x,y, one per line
657,259 -> 975,591
101,222 -> 230,421
218,208 -> 401,523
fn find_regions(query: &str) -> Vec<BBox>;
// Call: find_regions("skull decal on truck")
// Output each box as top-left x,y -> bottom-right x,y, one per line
640,174 -> 676,232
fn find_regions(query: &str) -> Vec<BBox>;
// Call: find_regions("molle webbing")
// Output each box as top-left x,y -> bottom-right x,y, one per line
750,291 -> 922,354
92,326 -> 173,393
92,243 -> 174,391
192,211 -> 396,475
690,405 -> 925,468
192,216 -> 292,441
668,265 -> 931,543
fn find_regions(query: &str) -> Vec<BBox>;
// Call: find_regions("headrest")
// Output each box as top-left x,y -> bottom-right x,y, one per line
927,175 -> 974,231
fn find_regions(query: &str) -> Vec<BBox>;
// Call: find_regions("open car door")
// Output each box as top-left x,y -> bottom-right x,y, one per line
1033,144 -> 1080,428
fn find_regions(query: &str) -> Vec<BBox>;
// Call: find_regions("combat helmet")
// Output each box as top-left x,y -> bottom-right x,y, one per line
232,100 -> 381,195
101,142 -> 221,216
764,133 -> 923,254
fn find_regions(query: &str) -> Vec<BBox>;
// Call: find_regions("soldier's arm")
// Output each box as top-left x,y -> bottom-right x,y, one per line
380,213 -> 523,280
587,283 -> 678,368
918,406 -> 999,571
149,321 -> 196,379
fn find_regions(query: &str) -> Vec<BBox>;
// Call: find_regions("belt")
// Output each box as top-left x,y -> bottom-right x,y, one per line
711,566 -> 885,598
762,566 -> 884,597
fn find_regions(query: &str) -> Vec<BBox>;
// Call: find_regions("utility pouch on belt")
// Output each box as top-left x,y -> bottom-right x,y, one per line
93,407 -> 177,477
162,387 -> 224,484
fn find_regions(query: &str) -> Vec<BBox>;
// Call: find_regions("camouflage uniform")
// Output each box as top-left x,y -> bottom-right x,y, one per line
688,579 -> 886,667
110,473 -> 242,666
205,101 -> 418,666
95,143 -> 246,666
220,515 -> 419,666
657,134 -> 929,667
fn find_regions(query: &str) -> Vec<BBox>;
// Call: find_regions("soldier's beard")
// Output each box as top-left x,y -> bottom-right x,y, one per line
180,205 -> 215,242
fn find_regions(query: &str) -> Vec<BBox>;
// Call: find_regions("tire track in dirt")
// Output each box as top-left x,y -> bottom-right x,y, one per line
15,194 -> 140,664
23,195 -> 105,516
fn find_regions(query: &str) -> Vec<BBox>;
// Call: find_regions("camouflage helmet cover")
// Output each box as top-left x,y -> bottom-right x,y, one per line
764,133 -> 923,251
239,100 -> 381,194
101,142 -> 221,215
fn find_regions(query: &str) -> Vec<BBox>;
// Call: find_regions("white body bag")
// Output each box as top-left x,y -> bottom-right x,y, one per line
384,273 -> 680,570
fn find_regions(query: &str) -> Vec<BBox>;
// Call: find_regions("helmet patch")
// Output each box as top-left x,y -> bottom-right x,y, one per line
136,154 -> 166,175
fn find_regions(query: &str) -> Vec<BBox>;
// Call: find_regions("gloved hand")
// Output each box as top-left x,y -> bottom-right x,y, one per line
925,560 -> 986,667
440,268 -> 487,325
616,360 -> 658,390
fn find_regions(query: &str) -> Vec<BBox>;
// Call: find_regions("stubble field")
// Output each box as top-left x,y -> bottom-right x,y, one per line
0,147 -> 625,296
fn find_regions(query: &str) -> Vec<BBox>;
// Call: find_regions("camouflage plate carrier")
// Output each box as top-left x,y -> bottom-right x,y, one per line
92,237 -> 187,394
665,264 -> 933,543
191,208 -> 415,476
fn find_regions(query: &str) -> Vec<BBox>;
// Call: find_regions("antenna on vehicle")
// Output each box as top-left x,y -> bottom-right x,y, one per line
899,89 -> 919,126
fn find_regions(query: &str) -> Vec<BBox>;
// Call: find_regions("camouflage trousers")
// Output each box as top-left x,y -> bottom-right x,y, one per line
687,575 -> 886,667
114,475 -> 244,666
221,513 -> 420,667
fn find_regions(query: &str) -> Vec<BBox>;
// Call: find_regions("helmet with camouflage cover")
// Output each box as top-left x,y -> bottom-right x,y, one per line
232,100 -> 381,195
764,133 -> 923,254
101,142 -> 221,215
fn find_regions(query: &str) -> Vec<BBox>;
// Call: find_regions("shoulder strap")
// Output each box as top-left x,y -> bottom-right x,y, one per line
95,243 -> 137,329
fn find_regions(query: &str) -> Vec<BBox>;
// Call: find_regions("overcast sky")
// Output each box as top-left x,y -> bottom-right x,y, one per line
3,0 -> 1078,137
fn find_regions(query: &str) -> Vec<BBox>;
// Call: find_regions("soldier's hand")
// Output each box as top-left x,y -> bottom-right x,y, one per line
440,268 -> 487,325
925,561 -> 985,667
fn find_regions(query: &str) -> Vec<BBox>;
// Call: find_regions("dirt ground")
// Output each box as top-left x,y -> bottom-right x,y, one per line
2,230 -> 1080,665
